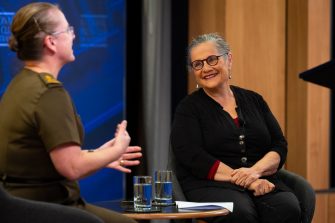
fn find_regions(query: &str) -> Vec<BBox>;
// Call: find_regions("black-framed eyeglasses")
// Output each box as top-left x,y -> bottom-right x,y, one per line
190,54 -> 227,70
50,26 -> 75,36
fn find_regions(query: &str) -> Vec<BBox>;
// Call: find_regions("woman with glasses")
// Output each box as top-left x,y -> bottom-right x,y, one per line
170,33 -> 301,222
0,2 -> 140,223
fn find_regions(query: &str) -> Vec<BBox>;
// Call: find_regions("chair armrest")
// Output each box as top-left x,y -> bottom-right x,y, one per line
171,172 -> 186,201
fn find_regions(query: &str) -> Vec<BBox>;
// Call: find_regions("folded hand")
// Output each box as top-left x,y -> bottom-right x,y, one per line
248,179 -> 275,196
231,167 -> 261,187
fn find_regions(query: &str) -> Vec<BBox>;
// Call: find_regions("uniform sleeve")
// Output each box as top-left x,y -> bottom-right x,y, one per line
34,87 -> 82,151
258,95 -> 288,169
171,99 -> 218,179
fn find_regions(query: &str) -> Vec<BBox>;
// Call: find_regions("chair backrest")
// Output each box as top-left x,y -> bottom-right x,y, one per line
167,145 -> 186,201
0,185 -> 12,205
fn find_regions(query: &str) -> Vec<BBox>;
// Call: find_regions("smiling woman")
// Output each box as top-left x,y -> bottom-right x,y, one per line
170,33 -> 301,223
188,37 -> 232,95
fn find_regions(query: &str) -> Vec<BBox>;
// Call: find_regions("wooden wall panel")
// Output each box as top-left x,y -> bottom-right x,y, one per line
306,84 -> 330,188
314,193 -> 329,223
313,193 -> 335,223
287,0 -> 330,188
328,193 -> 335,223
286,0 -> 309,177
225,0 -> 286,128
188,0 -> 226,37
306,0 -> 330,189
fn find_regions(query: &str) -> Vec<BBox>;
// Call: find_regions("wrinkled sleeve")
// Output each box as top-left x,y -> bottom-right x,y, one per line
34,87 -> 82,151
171,99 -> 218,179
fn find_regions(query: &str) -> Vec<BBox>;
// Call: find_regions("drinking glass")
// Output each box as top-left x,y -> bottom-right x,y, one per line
133,176 -> 152,210
154,170 -> 173,205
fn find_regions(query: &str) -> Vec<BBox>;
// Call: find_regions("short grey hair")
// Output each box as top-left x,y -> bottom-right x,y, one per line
187,33 -> 231,67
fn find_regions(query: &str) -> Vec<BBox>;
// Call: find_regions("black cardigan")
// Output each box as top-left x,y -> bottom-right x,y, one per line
170,86 -> 288,193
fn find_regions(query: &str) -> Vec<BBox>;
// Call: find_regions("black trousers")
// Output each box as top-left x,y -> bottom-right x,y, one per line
186,187 -> 301,223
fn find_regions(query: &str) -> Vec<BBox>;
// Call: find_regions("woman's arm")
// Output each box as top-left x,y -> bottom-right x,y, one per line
214,151 -> 280,187
252,151 -> 280,176
230,151 -> 280,187
213,162 -> 234,182
231,93 -> 286,188
49,121 -> 137,180
171,99 -> 219,179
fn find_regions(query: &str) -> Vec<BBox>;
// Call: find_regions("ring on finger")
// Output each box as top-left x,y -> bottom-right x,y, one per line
120,160 -> 125,166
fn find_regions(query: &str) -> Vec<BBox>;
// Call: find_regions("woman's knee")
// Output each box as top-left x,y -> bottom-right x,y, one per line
230,204 -> 258,223
257,192 -> 301,223
280,199 -> 301,222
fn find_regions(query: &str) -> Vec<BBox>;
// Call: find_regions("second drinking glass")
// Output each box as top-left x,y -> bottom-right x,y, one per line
154,170 -> 173,205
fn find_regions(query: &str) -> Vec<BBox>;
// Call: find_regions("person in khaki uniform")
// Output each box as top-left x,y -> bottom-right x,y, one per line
0,2 -> 141,223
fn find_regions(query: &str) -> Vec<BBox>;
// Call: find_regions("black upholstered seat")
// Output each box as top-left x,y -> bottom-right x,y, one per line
0,185 -> 103,223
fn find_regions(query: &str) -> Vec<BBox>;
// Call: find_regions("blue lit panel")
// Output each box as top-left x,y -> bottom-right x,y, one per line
0,0 -> 126,202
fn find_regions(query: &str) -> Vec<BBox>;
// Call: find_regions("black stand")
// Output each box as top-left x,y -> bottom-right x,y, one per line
299,60 -> 335,89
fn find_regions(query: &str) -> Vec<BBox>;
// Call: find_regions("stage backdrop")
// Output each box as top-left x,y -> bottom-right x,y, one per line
0,0 -> 126,202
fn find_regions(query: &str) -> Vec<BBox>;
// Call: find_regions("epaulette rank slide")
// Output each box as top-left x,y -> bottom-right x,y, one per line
39,73 -> 62,88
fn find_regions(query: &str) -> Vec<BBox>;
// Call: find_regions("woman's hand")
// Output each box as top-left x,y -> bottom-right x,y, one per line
99,138 -> 115,149
106,146 -> 142,173
247,179 -> 275,196
231,167 -> 261,188
113,120 -> 131,152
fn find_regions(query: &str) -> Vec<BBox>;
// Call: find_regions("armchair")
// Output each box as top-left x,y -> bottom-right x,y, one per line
168,148 -> 316,223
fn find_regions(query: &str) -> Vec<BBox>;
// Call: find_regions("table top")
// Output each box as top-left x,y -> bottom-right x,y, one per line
94,200 -> 230,220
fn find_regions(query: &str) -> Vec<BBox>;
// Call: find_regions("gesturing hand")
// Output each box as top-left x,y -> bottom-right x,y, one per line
106,146 -> 142,173
114,120 -> 131,152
